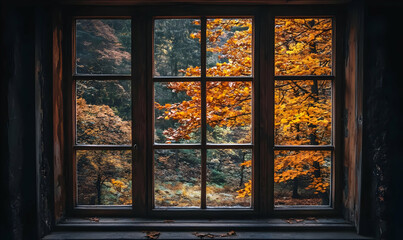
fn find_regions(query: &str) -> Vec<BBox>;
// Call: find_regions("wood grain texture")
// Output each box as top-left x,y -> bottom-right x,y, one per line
53,7 -> 66,222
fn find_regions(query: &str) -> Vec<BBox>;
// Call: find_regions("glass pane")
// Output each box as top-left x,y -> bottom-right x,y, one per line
275,80 -> 331,145
275,18 -> 332,76
154,82 -> 201,144
274,150 -> 331,206
154,149 -> 201,208
76,80 -> 131,145
76,19 -> 131,75
207,82 -> 252,144
77,150 -> 132,205
207,18 -> 253,77
207,149 -> 252,208
154,19 -> 201,77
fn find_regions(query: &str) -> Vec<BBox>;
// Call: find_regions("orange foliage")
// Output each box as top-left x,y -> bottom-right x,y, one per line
155,18 -> 332,203
77,98 -> 132,205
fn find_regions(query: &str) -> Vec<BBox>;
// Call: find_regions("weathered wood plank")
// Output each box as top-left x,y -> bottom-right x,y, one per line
53,7 -> 66,222
43,230 -> 372,240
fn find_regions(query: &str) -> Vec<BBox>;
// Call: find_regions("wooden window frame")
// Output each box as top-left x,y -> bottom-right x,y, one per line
62,4 -> 344,219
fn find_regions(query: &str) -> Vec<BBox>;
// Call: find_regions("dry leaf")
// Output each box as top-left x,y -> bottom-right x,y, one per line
227,230 -> 236,236
295,219 -> 304,223
143,231 -> 160,239
88,217 -> 99,222
192,232 -> 206,238
284,218 -> 294,224
305,217 -> 317,221
192,232 -> 217,238
163,220 -> 175,223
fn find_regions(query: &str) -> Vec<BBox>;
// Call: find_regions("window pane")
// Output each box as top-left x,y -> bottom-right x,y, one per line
154,149 -> 201,208
274,150 -> 331,206
154,82 -> 201,144
77,150 -> 132,205
207,81 -> 252,144
207,18 -> 252,77
154,19 -> 201,77
207,149 -> 252,208
76,80 -> 131,145
76,19 -> 131,75
275,18 -> 332,76
275,80 -> 331,145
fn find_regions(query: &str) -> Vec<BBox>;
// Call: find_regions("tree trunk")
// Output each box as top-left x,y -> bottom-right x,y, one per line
96,173 -> 102,205
292,178 -> 300,198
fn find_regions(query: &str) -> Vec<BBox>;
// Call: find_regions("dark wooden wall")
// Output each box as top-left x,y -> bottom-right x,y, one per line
0,4 -> 38,239
1,1 -> 403,239
361,1 -> 403,239
342,1 -> 403,239
0,3 -> 55,240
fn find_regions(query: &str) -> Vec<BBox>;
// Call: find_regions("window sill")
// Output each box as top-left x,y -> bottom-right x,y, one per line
54,217 -> 353,231
43,218 -> 374,239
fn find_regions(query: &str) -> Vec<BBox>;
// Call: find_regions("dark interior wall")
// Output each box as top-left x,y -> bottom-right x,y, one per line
0,5 -> 38,240
361,1 -> 403,239
35,6 -> 55,238
0,3 -> 54,240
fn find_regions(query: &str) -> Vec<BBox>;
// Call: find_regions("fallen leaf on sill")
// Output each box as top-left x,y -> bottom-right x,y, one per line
295,219 -> 304,223
219,230 -> 237,238
143,231 -> 160,239
227,230 -> 237,236
192,232 -> 207,238
284,218 -> 294,224
305,217 -> 317,221
192,232 -> 217,239
88,217 -> 99,222
163,219 -> 175,223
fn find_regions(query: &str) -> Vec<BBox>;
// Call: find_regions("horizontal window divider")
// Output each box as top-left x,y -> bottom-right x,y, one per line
75,205 -> 132,210
274,75 -> 335,81
273,145 -> 334,151
205,77 -> 253,81
153,77 -> 201,82
73,75 -> 132,80
71,207 -> 133,218
74,145 -> 133,150
152,208 -> 253,212
153,144 -> 253,149
71,14 -> 133,19
206,144 -> 253,149
153,144 -> 202,149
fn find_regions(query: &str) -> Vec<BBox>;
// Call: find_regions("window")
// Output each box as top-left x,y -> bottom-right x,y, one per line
66,5 -> 341,218
153,18 -> 253,209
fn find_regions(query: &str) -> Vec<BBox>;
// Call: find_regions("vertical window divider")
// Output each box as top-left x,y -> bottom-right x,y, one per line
133,10 -> 148,217
267,11 -> 275,216
200,16 -> 207,209
131,14 -> 136,215
69,16 -> 76,212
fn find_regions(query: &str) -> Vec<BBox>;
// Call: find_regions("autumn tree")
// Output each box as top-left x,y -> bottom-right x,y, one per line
77,86 -> 132,205
155,18 -> 332,205
75,19 -> 133,205
76,19 -> 131,74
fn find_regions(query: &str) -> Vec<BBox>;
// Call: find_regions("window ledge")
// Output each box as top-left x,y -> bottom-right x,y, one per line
55,217 -> 352,231
44,231 -> 372,240
43,218 -> 374,239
